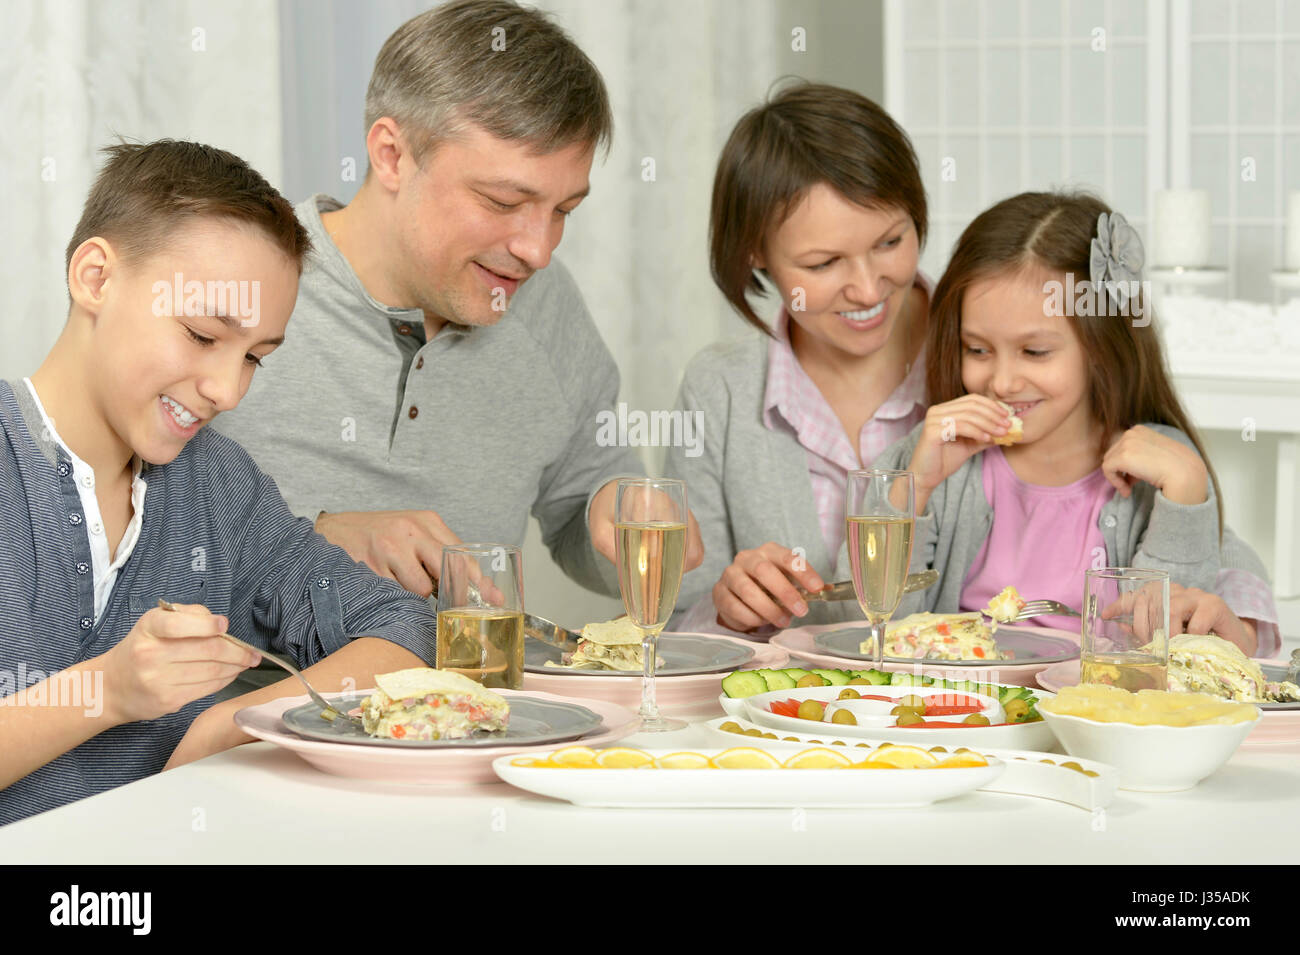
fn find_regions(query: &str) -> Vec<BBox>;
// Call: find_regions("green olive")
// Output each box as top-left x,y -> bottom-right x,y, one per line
831,740 -> 846,746
962,714 -> 990,726
899,694 -> 926,709
760,732 -> 778,739
719,721 -> 741,733
1003,699 -> 1030,722
831,709 -> 858,726
855,742 -> 871,748
1039,759 -> 1055,764
744,727 -> 763,736
808,740 -> 824,745
782,736 -> 800,742
895,711 -> 925,727
838,688 -> 862,700
796,673 -> 827,688
955,747 -> 973,754
847,677 -> 871,685
1082,770 -> 1099,777
890,704 -> 922,717
928,746 -> 948,753
797,699 -> 826,721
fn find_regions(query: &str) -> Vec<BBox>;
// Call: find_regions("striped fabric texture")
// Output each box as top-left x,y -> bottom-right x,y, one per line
0,380 -> 436,825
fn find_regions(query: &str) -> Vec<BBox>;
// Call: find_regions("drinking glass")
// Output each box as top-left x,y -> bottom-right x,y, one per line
615,478 -> 688,732
846,469 -> 916,668
435,544 -> 524,689
1081,568 -> 1170,691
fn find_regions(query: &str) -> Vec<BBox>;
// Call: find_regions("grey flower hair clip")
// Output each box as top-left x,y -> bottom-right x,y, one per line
1089,211 -> 1145,311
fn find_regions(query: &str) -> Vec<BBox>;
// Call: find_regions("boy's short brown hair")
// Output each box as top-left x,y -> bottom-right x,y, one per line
65,140 -> 310,279
710,81 -> 928,333
365,0 -> 613,163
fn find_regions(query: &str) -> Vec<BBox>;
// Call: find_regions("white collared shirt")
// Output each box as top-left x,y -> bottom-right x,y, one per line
23,378 -> 148,624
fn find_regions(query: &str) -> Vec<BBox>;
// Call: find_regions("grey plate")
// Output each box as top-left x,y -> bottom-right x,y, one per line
813,625 -> 1080,666
525,632 -> 755,677
1258,663 -> 1300,710
281,694 -> 604,748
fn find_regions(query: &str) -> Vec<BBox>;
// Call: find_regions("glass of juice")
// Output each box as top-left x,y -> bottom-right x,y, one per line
846,469 -> 916,668
435,544 -> 524,689
1081,568 -> 1170,691
615,478 -> 688,732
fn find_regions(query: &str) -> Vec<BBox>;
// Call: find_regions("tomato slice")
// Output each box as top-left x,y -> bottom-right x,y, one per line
895,720 -> 1010,728
921,694 -> 983,708
770,700 -> 801,718
923,704 -> 984,716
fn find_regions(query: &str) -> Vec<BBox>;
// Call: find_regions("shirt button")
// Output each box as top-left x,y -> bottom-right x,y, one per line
416,357 -> 424,370
1103,515 -> 1117,528
69,513 -> 82,526
79,617 -> 92,630
81,474 -> 94,489
57,463 -> 70,477
317,577 -> 331,590
91,520 -> 104,536
397,324 -> 412,336
76,562 -> 89,575
408,406 -> 419,419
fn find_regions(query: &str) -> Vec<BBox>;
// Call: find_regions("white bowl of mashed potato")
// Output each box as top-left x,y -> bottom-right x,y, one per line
1039,685 -> 1260,792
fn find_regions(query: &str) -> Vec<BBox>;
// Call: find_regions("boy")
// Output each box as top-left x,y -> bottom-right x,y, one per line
0,140 -> 437,826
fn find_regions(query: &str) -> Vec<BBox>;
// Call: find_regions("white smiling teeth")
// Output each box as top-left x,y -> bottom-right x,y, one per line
840,302 -> 885,321
161,395 -> 198,427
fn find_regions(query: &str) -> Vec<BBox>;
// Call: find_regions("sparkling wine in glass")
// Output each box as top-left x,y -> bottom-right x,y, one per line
615,478 -> 688,732
846,470 -> 916,668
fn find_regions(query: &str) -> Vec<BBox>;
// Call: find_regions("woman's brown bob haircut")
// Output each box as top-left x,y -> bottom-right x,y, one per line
927,190 -> 1223,533
65,139 -> 310,279
709,81 -> 928,334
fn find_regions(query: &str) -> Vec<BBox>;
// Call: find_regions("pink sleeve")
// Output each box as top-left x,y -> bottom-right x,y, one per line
1216,568 -> 1281,658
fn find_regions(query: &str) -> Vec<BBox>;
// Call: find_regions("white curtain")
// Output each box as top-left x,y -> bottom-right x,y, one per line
0,0 -> 283,382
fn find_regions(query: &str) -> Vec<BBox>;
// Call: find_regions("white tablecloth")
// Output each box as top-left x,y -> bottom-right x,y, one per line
1,706 -> 1295,864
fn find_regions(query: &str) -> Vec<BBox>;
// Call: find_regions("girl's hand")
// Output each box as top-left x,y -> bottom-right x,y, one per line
907,396 -> 1008,508
712,542 -> 825,632
1101,426 -> 1209,506
1169,583 -> 1258,656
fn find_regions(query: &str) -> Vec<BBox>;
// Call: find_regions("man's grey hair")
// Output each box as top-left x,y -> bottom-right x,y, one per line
365,0 -> 613,162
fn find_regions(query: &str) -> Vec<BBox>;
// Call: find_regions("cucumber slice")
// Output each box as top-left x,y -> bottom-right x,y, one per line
890,672 -> 928,687
756,668 -> 797,691
811,668 -> 852,686
721,670 -> 769,699
850,669 -> 892,686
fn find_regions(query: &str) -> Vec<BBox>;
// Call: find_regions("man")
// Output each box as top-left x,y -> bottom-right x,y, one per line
215,0 -> 703,604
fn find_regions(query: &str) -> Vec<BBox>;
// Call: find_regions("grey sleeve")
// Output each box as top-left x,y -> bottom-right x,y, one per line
664,371 -> 734,610
1129,426 -> 1221,590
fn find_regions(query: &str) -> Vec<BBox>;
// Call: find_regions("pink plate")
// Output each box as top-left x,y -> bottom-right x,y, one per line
772,623 -> 1080,688
521,632 -> 788,711
233,690 -> 641,784
1036,658 -> 1300,746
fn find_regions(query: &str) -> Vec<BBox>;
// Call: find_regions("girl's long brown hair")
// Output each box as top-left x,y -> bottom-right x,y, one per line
927,191 -> 1223,534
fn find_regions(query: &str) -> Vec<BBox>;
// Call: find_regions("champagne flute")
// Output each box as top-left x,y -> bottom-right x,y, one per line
615,478 -> 688,732
846,469 -> 916,668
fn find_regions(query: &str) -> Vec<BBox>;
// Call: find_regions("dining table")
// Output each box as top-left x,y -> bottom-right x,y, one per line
1,697 -> 1295,866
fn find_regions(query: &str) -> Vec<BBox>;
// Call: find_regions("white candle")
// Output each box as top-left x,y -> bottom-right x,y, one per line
1286,191 -> 1300,271
1153,189 -> 1212,268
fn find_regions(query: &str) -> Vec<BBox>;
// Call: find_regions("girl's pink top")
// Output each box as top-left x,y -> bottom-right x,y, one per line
959,447 -> 1113,632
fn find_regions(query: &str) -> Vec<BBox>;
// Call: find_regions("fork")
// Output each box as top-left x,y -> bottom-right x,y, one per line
1010,599 -> 1081,622
156,599 -> 364,728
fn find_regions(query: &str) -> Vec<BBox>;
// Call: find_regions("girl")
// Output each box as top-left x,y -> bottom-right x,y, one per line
664,82 -> 933,634
874,191 -> 1278,655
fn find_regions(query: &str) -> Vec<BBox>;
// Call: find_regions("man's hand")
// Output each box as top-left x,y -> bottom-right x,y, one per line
1169,583 -> 1258,656
315,510 -> 462,597
588,479 -> 705,573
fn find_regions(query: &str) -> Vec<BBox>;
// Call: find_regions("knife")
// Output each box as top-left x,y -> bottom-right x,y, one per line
522,612 -> 583,655
798,569 -> 939,603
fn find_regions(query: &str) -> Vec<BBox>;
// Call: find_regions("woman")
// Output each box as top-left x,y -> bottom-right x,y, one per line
666,82 -> 931,634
